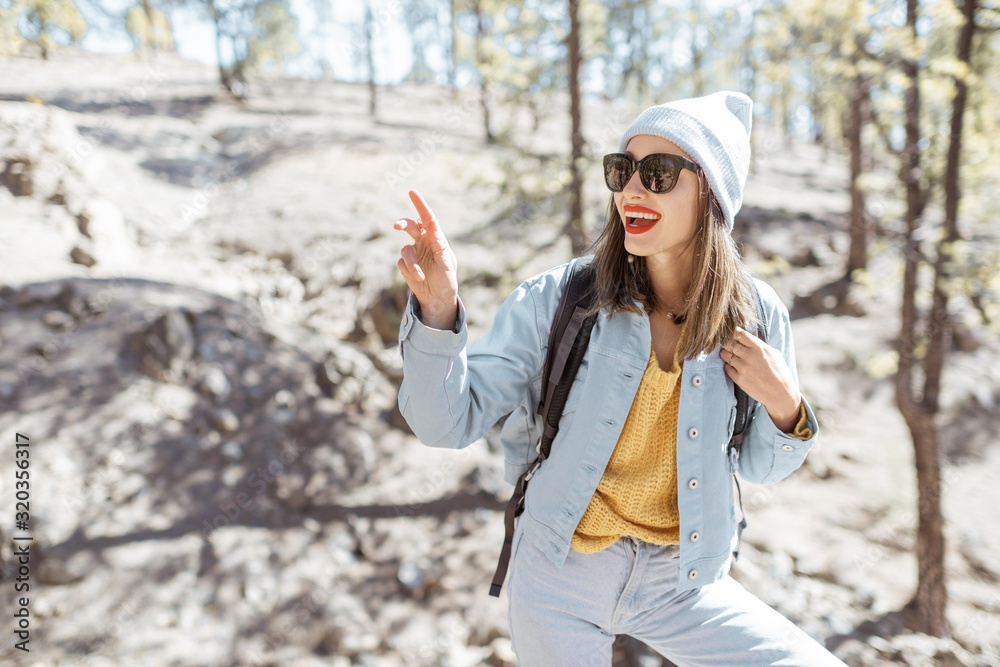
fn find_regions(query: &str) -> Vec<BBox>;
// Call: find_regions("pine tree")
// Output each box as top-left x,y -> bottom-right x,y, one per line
2,0 -> 87,59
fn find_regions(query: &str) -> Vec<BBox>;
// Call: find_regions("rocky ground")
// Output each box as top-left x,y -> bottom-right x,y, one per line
0,48 -> 998,666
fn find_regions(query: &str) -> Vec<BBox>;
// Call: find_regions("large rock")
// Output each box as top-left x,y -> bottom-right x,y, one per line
70,244 -> 98,267
37,548 -> 98,586
0,103 -> 94,203
366,283 -> 409,347
130,309 -> 196,382
1,156 -> 32,195
315,342 -> 395,414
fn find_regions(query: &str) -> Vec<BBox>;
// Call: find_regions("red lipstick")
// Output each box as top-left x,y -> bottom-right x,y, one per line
622,204 -> 661,235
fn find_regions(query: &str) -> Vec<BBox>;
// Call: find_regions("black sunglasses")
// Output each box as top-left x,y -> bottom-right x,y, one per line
603,152 -> 702,194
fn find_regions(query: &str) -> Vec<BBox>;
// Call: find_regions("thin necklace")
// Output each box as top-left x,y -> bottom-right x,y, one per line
629,254 -> 687,324
659,304 -> 686,325
651,310 -> 683,371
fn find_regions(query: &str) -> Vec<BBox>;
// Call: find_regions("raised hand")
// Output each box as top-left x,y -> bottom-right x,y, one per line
394,189 -> 459,330
719,327 -> 802,433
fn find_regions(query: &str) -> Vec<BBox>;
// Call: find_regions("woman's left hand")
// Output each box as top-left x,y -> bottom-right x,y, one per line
720,327 -> 802,433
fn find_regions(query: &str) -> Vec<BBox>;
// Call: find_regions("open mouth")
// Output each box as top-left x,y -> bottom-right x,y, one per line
623,206 -> 662,234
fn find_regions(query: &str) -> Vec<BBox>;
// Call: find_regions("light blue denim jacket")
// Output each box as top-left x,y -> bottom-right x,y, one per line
397,258 -> 819,592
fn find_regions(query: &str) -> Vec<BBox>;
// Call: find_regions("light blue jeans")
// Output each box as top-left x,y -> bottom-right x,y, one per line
507,521 -> 848,667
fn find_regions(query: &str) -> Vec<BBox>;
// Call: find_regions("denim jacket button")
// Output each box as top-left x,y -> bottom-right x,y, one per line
688,427 -> 699,439
688,569 -> 699,580
689,531 -> 700,542
782,444 -> 794,451
687,478 -> 699,490
691,375 -> 703,388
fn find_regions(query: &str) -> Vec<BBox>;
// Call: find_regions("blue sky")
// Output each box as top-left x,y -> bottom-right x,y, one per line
74,0 -> 743,87
78,0 -> 464,83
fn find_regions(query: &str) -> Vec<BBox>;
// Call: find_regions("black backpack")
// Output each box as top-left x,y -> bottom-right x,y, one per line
488,258 -> 767,597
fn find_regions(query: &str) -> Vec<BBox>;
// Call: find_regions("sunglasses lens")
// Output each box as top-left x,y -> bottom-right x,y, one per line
640,156 -> 679,193
604,155 -> 632,192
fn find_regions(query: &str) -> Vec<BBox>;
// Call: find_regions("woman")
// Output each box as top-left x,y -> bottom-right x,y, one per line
393,91 -> 846,666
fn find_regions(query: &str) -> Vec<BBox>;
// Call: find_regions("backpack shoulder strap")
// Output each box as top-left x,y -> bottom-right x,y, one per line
537,258 -> 596,459
728,278 -> 768,457
727,277 -> 769,562
490,258 -> 596,597
538,258 -> 596,419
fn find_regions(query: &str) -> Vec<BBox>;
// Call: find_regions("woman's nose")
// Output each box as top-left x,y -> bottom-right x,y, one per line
623,168 -> 646,198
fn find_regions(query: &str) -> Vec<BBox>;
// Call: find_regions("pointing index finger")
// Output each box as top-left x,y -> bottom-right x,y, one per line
409,189 -> 441,233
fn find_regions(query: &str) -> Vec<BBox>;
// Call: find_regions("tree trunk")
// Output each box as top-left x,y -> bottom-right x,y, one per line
903,0 -> 979,632
897,403 -> 948,636
617,3 -> 640,101
142,0 -> 158,56
924,0 -> 977,409
207,0 -> 229,92
894,0 -> 948,637
846,67 -> 870,278
744,2 -> 758,176
810,64 -> 824,146
689,1 -> 705,98
364,0 -> 377,117
781,89 -> 792,148
743,2 -> 757,100
448,0 -> 458,90
472,0 -> 494,143
567,0 -> 587,255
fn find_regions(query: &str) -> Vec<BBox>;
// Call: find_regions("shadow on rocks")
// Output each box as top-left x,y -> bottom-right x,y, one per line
0,276 -> 401,579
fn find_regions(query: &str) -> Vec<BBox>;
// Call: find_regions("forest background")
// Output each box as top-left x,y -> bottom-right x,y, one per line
1,0 -> 1000,665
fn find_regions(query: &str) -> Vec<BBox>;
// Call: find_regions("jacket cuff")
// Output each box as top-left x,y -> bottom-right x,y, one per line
785,402 -> 813,441
767,395 -> 819,452
398,292 -> 468,356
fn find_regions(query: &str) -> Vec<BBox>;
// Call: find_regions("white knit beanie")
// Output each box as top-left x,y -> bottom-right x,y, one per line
617,90 -> 753,233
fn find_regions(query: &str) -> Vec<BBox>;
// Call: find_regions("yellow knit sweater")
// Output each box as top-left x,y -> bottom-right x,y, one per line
571,343 -> 812,554
572,344 -> 684,553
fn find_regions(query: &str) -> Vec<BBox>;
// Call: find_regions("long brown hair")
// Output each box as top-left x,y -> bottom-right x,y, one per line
586,178 -> 759,361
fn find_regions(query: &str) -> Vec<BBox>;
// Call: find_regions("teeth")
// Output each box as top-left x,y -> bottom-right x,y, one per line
628,212 -> 660,220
